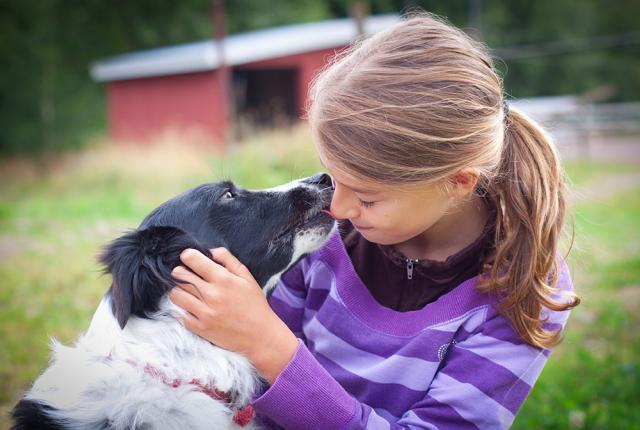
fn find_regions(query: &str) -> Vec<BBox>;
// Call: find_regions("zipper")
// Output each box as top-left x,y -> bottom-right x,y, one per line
405,258 -> 420,280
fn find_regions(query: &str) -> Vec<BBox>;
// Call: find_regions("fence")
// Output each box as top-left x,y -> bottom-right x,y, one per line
511,97 -> 640,162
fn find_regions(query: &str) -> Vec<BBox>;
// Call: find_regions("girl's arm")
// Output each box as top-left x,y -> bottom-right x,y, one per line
253,304 -> 572,429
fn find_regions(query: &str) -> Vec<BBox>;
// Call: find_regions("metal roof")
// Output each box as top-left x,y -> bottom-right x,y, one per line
90,14 -> 400,82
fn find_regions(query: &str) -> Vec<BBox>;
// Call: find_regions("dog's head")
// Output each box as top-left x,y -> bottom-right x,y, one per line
99,173 -> 335,329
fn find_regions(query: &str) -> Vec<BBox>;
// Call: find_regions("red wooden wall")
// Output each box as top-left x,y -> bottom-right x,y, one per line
106,46 -> 346,147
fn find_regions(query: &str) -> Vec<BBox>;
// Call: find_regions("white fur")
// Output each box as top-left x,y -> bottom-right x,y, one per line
264,223 -> 338,294
260,179 -> 302,193
26,297 -> 261,430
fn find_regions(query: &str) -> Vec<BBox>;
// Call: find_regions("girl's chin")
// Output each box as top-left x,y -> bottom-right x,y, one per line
357,229 -> 398,245
354,227 -> 374,239
358,228 -> 418,246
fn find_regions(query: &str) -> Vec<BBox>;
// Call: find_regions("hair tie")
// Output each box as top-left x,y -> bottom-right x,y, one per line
502,100 -> 510,121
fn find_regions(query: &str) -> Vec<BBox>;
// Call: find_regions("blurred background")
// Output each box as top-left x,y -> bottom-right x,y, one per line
0,1 -> 639,428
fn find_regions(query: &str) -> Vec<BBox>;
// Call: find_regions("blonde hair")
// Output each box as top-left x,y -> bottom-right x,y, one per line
306,11 -> 580,349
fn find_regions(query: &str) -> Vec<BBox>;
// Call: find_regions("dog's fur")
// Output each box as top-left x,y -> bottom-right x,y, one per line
11,174 -> 335,430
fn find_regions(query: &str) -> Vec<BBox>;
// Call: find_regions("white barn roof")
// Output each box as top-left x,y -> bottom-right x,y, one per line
90,14 -> 400,82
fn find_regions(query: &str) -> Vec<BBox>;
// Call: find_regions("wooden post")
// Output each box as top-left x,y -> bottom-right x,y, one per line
350,0 -> 369,38
212,0 -> 235,146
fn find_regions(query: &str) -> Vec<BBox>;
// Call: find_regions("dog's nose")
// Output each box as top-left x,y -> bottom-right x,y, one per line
307,173 -> 333,189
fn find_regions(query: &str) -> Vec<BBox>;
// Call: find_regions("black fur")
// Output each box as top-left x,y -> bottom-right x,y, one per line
10,399 -> 81,430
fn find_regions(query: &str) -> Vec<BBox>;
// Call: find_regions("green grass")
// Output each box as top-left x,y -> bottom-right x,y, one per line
0,130 -> 638,429
563,160 -> 639,189
515,296 -> 640,429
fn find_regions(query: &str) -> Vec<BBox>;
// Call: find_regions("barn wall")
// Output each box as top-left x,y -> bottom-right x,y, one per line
108,71 -> 228,145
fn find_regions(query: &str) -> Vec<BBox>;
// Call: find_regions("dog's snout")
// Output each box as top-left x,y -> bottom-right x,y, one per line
290,187 -> 315,212
304,173 -> 333,209
307,173 -> 333,189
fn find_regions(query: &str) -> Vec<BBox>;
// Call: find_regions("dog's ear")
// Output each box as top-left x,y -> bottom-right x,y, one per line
99,225 -> 213,329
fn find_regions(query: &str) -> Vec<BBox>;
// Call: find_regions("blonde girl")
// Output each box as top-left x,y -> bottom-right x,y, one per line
170,11 -> 580,429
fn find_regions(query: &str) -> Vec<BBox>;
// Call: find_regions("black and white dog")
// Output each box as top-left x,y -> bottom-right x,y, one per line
11,173 -> 335,430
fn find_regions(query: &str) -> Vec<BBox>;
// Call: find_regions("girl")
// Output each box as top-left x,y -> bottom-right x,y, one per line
169,11 -> 580,429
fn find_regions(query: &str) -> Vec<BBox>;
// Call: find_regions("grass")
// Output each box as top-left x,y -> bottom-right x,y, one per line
0,125 -> 638,429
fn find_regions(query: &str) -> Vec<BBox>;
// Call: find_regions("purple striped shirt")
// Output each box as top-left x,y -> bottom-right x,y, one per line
251,231 -> 574,429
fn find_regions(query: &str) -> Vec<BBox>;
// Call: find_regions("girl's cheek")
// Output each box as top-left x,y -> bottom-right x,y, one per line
369,210 -> 389,228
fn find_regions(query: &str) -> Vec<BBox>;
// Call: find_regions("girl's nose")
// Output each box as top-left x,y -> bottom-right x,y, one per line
329,186 -> 359,220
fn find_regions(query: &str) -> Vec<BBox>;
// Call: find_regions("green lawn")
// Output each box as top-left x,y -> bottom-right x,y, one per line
0,127 -> 638,429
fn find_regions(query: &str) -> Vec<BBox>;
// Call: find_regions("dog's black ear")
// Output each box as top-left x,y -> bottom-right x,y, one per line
99,225 -> 212,329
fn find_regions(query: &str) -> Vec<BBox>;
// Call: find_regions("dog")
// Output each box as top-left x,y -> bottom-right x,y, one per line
11,173 -> 336,430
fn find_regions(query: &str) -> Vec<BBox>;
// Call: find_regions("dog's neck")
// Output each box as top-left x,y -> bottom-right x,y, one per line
114,354 -> 256,426
81,296 -> 261,406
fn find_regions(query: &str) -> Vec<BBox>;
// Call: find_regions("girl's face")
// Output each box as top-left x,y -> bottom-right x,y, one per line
320,156 -> 454,246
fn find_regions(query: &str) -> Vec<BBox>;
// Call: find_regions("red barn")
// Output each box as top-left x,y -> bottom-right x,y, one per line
90,15 -> 399,147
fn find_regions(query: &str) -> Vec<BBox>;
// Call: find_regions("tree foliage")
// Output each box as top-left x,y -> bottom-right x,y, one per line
0,0 -> 638,155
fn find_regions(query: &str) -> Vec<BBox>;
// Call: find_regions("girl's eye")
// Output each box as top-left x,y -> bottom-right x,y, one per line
359,199 -> 375,208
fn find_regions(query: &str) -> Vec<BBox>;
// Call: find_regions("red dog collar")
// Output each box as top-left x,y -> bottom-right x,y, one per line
106,353 -> 255,427
141,363 -> 255,426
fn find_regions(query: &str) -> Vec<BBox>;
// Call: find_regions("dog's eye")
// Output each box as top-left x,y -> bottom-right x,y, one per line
223,190 -> 235,199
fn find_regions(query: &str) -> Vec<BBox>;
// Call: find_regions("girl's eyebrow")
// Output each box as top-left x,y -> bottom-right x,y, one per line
335,178 -> 380,195
347,184 -> 379,194
317,158 -> 380,194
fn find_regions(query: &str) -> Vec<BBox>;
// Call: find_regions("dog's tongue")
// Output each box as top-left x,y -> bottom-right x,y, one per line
321,209 -> 337,219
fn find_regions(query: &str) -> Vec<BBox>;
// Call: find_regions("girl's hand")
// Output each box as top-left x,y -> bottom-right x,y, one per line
168,247 -> 298,384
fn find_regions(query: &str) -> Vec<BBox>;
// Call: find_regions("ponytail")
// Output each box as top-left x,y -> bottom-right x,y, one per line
477,107 -> 580,349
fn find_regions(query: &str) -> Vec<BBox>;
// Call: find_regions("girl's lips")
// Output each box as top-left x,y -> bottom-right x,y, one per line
354,224 -> 373,230
319,210 -> 373,230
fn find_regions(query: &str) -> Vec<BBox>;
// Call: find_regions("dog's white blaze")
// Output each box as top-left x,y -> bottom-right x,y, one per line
259,178 -> 303,193
257,178 -> 325,196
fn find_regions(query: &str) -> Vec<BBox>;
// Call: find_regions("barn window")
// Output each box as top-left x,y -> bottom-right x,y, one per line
233,68 -> 298,136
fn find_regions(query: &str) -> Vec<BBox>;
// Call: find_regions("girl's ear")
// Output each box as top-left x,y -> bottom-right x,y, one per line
448,168 -> 480,198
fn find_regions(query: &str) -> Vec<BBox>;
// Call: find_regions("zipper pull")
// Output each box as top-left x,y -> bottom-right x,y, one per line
406,258 -> 419,280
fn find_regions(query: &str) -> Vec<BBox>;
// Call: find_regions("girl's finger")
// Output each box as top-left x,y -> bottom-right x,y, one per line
171,266 -> 208,301
169,287 -> 209,320
211,247 -> 253,280
179,312 -> 205,334
179,248 -> 227,283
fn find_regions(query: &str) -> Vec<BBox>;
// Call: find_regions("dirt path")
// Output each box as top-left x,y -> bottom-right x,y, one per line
569,171 -> 640,204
